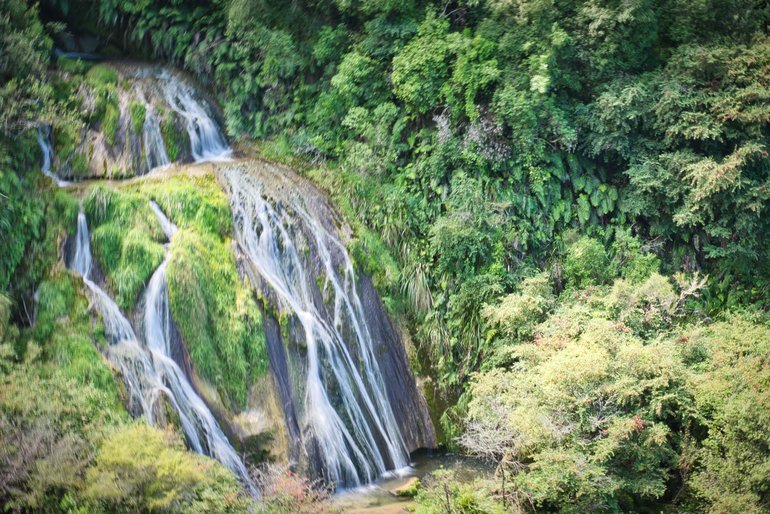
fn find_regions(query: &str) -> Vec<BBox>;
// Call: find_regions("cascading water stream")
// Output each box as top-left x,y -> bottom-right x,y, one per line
143,203 -> 255,492
38,65 -> 231,184
68,210 -> 256,494
36,126 -> 70,187
221,167 -> 410,487
140,95 -> 171,172
159,71 -> 232,163
149,201 -> 178,240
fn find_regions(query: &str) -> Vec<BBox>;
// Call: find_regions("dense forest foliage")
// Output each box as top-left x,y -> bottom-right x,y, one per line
1,0 -> 769,512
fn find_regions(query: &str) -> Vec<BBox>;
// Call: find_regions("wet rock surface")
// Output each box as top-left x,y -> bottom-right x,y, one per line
219,159 -> 436,488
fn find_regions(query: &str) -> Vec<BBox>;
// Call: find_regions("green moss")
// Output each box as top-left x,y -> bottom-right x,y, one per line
85,65 -> 118,87
71,151 -> 89,177
83,186 -> 164,310
112,228 -> 165,309
30,272 -> 125,400
90,224 -> 122,271
103,101 -> 120,146
394,478 -> 421,497
57,56 -> 89,75
141,175 -> 233,237
167,229 -> 267,409
160,110 -> 181,161
84,65 -> 120,146
129,101 -> 146,134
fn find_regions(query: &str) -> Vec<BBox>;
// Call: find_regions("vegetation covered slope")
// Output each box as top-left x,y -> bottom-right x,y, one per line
82,174 -> 268,410
1,0 -> 769,512
83,0 -> 770,391
0,271 -> 251,513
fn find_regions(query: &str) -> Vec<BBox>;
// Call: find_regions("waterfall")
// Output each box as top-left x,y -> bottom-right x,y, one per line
71,213 -> 92,278
142,106 -> 170,172
221,166 -> 412,487
149,201 -> 178,239
37,65 -> 232,182
160,72 -> 231,163
36,126 -> 70,187
69,210 -> 256,494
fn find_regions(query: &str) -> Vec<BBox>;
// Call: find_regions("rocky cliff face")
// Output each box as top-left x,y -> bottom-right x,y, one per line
219,159 -> 437,486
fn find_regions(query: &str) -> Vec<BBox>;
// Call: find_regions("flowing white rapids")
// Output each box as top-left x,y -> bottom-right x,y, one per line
71,212 -> 93,278
69,210 -> 256,494
35,66 -> 231,182
222,167 -> 410,487
149,201 -> 178,240
142,105 -> 170,172
159,71 -> 232,163
36,126 -> 70,187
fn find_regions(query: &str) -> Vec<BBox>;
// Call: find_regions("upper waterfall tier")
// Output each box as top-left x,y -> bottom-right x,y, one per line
219,160 -> 436,488
42,63 -> 230,182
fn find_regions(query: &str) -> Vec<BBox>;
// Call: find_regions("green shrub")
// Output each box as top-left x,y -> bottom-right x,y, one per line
610,229 -> 660,284
84,423 -> 250,513
0,293 -> 10,342
482,272 -> 554,343
0,150 -> 79,299
414,469 -> 507,514
0,269 -> 127,511
0,363 -> 126,511
33,273 -> 77,342
57,56 -> 89,75
391,14 -> 454,114
53,118 -> 80,158
462,275 -> 696,511
563,236 -> 612,288
685,316 -> 770,513
605,273 -> 678,336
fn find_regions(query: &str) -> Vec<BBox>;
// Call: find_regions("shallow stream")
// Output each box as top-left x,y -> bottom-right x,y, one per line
333,450 -> 491,513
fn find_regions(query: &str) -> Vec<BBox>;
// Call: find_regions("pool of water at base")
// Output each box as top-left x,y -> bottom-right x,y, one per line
332,449 -> 492,514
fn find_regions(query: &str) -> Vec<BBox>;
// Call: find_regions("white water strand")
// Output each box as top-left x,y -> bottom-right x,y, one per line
143,205 -> 256,491
70,213 -> 167,415
69,210 -> 256,494
160,71 -> 231,163
36,126 -> 70,187
71,213 -> 93,278
149,201 -> 178,240
222,167 -> 409,487
142,106 -> 171,172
